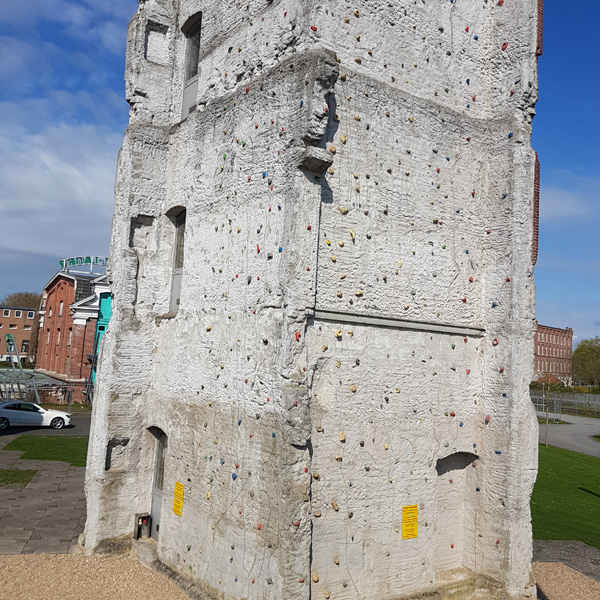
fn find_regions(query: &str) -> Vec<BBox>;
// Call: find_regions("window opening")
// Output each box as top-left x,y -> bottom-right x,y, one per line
169,208 -> 186,312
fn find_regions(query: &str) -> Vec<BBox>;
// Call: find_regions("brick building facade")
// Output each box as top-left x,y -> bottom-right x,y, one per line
534,323 -> 573,384
0,305 -> 37,361
35,273 -> 98,400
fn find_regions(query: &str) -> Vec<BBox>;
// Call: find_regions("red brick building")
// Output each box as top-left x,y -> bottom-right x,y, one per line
534,323 -> 573,384
0,305 -> 37,361
35,273 -> 98,399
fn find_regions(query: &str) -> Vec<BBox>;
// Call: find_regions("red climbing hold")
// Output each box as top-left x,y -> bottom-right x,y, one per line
245,87 -> 250,94
466,369 -> 471,375
465,26 -> 469,33
469,276 -> 474,283
245,378 -> 249,383
502,42 -> 508,51
486,229 -> 492,234
466,137 -> 471,142
310,25 -> 318,31
255,124 -> 259,128
304,467 -> 308,472
471,191 -> 475,197
485,415 -> 491,424
252,579 -> 255,584
510,90 -> 515,96
451,544 -> 454,549
462,298 -> 467,303
248,176 -> 251,181
499,367 -> 504,373
295,332 -> 301,341
492,338 -> 499,346
472,95 -> 476,102
449,479 -> 453,484
249,433 -> 253,438
306,267 -> 310,271
257,523 -> 262,530
450,411 -> 456,417
506,277 -> 511,282
436,168 -> 440,173
307,225 -> 312,230
294,401 -> 298,406
496,539 -> 501,544
284,11 -> 287,16
257,244 -> 260,253
498,0 -> 504,5
299,578 -> 306,583
293,521 -> 301,527
267,397 -> 270,402
464,338 -> 468,343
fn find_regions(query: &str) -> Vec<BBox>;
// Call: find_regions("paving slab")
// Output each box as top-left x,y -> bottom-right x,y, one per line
0,433 -> 87,555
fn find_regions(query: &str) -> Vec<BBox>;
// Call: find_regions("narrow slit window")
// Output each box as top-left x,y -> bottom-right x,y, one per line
169,208 -> 186,313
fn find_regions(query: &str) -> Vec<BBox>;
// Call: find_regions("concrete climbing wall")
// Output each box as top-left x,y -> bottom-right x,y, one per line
84,1 -> 541,599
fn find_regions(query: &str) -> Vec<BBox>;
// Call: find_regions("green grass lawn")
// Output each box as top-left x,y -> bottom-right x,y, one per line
531,444 -> 600,550
0,469 -> 37,487
4,436 -> 89,467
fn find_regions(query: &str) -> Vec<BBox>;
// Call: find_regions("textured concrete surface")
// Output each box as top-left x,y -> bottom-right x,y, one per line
537,414 -> 600,457
84,1 -> 542,599
0,436 -> 86,555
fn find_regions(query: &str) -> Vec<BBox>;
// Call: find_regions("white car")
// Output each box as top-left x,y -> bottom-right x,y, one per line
0,401 -> 72,430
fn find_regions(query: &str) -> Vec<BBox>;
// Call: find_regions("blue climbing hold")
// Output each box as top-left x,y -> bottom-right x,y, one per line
277,205 -> 282,210
220,457 -> 225,465
232,473 -> 237,480
466,104 -> 470,108
466,79 -> 470,85
446,156 -> 450,161
465,250 -> 469,254
459,422 -> 464,427
272,432 -> 276,437
474,35 -> 478,40
262,171 -> 267,178
300,99 -> 304,107
278,247 -> 283,252
238,419 -> 242,425
473,443 -> 477,448
508,132 -> 514,138
495,450 -> 502,455
502,193 -> 508,198
502,393 -> 507,397
476,487 -> 480,491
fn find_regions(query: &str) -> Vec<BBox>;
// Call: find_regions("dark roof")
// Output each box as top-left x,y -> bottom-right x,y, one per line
0,305 -> 37,311
72,275 -> 96,303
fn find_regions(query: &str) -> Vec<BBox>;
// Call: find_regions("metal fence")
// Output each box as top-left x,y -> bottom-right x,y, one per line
531,391 -> 600,420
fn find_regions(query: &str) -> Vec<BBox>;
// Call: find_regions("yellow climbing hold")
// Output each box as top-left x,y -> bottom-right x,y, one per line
355,290 -> 363,297
339,205 -> 348,214
314,510 -> 322,517
339,431 -> 346,442
354,57 -> 362,64
324,592 -> 331,600
408,116 -> 413,123
313,473 -> 321,480
338,241 -> 344,247
335,455 -> 343,462
336,291 -> 343,298
384,444 -> 389,450
331,500 -> 339,511
354,9 -> 360,16
328,144 -> 336,153
334,557 -> 340,565
331,256 -> 337,262
353,172 -> 359,179
336,360 -> 341,368
341,134 -> 347,144
312,573 -> 320,583
206,492 -> 211,500
334,329 -> 342,337
328,167 -> 334,175
350,230 -> 355,240
355,185 -> 360,192
398,261 -> 402,268
206,326 -> 212,331
340,73 -> 347,81
349,384 -> 357,392
356,34 -> 361,41
339,273 -> 346,279
404,304 -> 410,310
354,115 -> 361,121
322,345 -> 328,352
347,330 -> 354,336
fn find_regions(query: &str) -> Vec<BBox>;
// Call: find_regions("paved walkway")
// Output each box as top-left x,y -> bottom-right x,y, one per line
537,413 -> 600,457
0,436 -> 86,555
534,540 -> 600,582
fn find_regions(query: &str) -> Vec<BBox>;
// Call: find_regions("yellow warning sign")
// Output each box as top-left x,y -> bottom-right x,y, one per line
173,482 -> 184,517
402,504 -> 418,540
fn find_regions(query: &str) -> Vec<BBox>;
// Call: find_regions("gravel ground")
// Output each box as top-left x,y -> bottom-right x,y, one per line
0,554 -> 192,600
533,562 -> 600,600
0,554 -> 597,600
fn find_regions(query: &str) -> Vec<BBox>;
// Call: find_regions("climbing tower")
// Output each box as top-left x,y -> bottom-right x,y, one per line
84,1 -> 542,599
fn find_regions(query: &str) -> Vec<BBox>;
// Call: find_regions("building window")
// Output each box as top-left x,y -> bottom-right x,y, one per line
168,207 -> 186,312
21,340 -> 29,354
27,311 -> 34,319
24,325 -> 31,331
181,13 -> 202,118
15,310 -> 22,318
59,301 -> 63,317
57,329 -> 61,345
46,329 -> 50,344
49,307 -> 53,317
2,309 -> 9,317
68,329 -> 73,346
9,324 -> 17,329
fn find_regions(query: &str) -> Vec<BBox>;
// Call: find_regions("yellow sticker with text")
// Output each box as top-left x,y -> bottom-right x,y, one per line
402,504 -> 418,540
173,482 -> 184,516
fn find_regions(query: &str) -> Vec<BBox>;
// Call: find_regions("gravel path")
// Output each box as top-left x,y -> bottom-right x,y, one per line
533,562 -> 600,599
0,554 -> 192,600
0,554 -> 598,599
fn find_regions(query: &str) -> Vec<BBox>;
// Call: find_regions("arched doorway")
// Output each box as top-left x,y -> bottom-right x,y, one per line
149,427 -> 168,541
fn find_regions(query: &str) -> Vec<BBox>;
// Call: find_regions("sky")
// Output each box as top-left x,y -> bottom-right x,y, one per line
0,1 -> 598,344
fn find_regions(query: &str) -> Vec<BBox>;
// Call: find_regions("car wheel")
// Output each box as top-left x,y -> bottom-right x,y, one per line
0,417 -> 8,430
50,417 -> 65,430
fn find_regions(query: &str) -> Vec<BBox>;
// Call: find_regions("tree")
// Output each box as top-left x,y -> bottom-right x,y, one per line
572,338 -> 600,387
1,291 -> 42,309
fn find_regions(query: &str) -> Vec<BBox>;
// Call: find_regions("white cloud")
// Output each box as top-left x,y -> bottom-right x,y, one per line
0,122 -> 120,258
539,171 -> 600,222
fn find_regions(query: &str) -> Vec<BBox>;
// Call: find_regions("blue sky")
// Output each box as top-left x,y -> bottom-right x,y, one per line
0,1 -> 598,344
